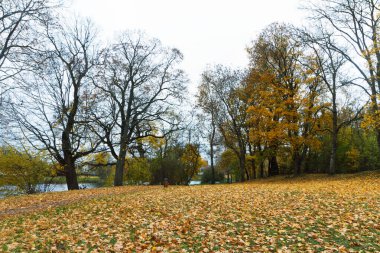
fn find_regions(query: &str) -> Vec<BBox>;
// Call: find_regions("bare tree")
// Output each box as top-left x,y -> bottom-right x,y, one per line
11,18 -> 101,190
308,0 -> 380,158
0,0 -> 59,141
197,79 -> 221,184
94,31 -> 186,186
201,65 -> 248,182
0,0 -> 59,90
301,28 -> 363,174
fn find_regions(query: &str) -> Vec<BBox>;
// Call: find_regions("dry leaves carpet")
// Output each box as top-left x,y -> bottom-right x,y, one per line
0,172 -> 379,252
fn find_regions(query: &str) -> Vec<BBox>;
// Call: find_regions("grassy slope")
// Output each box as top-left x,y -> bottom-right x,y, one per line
0,172 -> 379,252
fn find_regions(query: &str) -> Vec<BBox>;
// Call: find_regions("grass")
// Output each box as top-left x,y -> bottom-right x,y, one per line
0,171 -> 379,252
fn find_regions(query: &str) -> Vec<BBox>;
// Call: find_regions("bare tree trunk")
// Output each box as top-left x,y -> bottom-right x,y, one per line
114,141 -> 127,186
136,126 -> 146,158
257,144 -> 265,178
62,128 -> 79,190
329,97 -> 338,175
260,161 -> 264,178
210,149 -> 215,184
210,125 -> 216,184
268,155 -> 279,176
114,158 -> 125,186
64,162 -> 79,190
251,160 -> 256,179
247,142 -> 256,179
329,134 -> 337,175
293,152 -> 302,176
239,149 -> 246,182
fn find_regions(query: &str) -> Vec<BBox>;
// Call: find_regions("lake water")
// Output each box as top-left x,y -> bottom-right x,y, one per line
0,181 -> 202,198
39,183 -> 98,192
0,183 -> 98,198
189,180 -> 201,185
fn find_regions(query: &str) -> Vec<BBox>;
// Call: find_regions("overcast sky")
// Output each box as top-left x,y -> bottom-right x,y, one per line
70,0 -> 306,94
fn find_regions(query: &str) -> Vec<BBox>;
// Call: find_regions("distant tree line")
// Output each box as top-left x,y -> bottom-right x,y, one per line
1,0 -> 379,192
197,0 -> 380,182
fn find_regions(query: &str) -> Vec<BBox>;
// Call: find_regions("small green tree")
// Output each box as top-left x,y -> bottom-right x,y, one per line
201,167 -> 225,184
0,146 -> 53,194
125,158 -> 152,184
181,144 -> 207,185
216,149 -> 240,183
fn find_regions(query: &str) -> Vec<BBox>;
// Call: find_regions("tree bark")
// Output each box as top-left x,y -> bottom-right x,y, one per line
260,161 -> 264,178
247,142 -> 256,179
329,134 -> 337,175
62,127 -> 79,190
293,152 -> 302,176
210,126 -> 216,184
64,162 -> 79,190
114,141 -> 127,186
329,98 -> 338,175
257,144 -> 265,178
239,149 -> 246,182
268,156 -> 279,176
251,160 -> 256,179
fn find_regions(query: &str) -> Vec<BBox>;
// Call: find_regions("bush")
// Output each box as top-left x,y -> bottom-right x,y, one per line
201,167 -> 225,184
0,146 -> 53,194
125,158 -> 151,184
102,166 -> 115,187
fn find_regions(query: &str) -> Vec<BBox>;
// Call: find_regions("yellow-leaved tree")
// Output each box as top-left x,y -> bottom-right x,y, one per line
246,23 -> 325,175
180,144 -> 207,185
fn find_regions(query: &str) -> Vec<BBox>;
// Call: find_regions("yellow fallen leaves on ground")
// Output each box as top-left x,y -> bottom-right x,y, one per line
0,172 -> 379,252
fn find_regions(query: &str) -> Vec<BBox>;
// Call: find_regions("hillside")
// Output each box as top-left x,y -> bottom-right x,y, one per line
0,172 -> 379,252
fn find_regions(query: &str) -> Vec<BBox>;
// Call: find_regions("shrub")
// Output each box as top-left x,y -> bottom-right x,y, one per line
201,167 -> 225,184
0,146 -> 53,194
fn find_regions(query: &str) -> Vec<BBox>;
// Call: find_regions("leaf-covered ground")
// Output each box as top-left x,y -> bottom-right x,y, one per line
0,172 -> 379,252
